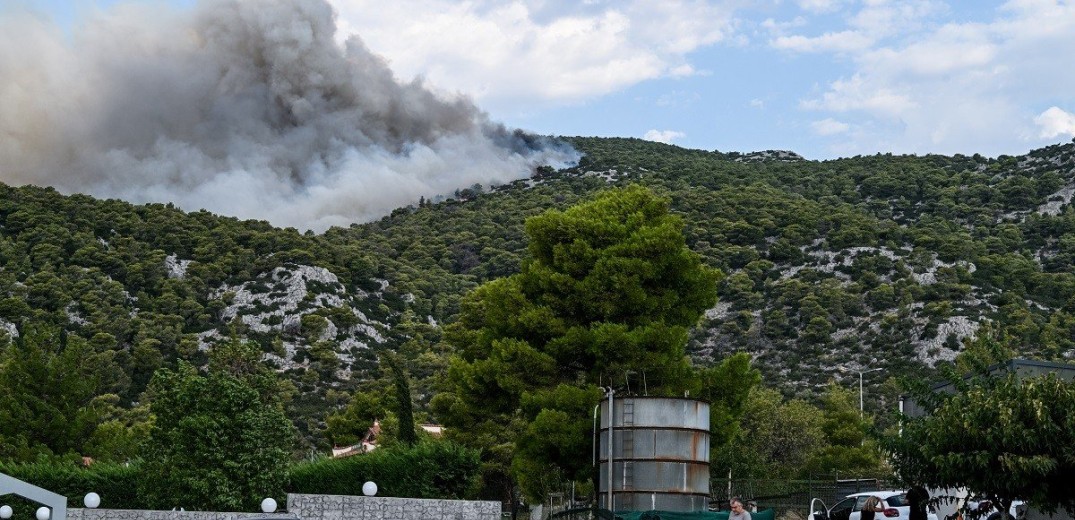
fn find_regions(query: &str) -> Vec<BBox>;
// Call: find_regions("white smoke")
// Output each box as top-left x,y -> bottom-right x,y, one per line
0,0 -> 577,231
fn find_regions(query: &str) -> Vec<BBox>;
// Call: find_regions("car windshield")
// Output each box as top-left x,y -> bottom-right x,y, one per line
886,494 -> 909,507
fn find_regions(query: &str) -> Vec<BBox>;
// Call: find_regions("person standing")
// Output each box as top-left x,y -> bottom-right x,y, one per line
908,484 -> 930,520
862,496 -> 885,520
731,497 -> 752,520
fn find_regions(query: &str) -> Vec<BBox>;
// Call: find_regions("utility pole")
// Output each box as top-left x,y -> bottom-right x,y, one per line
606,387 -> 615,512
859,368 -> 883,417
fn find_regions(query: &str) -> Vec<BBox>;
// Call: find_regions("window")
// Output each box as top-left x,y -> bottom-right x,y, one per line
829,498 -> 859,520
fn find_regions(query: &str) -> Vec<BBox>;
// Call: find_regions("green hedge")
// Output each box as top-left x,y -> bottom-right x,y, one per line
0,461 -> 145,510
288,441 -> 481,499
0,441 -> 481,511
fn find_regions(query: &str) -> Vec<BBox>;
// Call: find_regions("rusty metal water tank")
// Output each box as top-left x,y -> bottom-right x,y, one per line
597,396 -> 710,512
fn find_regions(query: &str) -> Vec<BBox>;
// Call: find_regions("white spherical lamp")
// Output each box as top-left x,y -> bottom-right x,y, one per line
0,505 -> 12,519
84,492 -> 101,509
361,481 -> 377,496
260,498 -> 278,513
36,507 -> 50,520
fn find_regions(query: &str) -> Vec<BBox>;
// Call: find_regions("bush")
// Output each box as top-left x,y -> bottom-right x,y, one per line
288,441 -> 481,499
0,461 -> 146,510
0,441 -> 480,513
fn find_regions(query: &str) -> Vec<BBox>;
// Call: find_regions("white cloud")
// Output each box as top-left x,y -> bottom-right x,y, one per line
848,0 -> 946,38
1035,107 -> 1075,138
749,98 -> 765,109
811,118 -> 850,135
795,0 -> 845,14
772,1 -> 942,54
761,16 -> 807,35
860,23 -> 996,78
801,74 -> 917,118
668,64 -> 700,77
771,30 -> 874,53
785,0 -> 1075,155
328,0 -> 738,110
643,129 -> 686,144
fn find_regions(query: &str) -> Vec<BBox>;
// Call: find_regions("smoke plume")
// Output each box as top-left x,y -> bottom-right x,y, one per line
0,0 -> 577,231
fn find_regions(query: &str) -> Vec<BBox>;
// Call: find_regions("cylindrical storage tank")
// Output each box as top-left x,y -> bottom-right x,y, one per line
597,396 -> 710,512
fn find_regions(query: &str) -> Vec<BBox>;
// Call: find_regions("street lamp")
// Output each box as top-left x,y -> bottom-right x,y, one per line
362,481 -> 377,496
858,368 -> 883,417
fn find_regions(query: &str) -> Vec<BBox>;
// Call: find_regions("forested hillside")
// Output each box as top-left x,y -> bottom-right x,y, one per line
2,136 -> 1075,461
342,137 -> 1075,403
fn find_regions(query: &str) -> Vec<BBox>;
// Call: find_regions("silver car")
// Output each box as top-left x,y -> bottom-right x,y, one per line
809,491 -> 939,520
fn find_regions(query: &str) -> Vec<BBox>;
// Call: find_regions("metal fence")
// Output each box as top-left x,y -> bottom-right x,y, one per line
709,476 -> 899,517
539,476 -> 899,520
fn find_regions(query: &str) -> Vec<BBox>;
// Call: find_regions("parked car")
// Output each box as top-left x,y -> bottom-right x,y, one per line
964,495 -> 1025,520
809,491 -> 940,520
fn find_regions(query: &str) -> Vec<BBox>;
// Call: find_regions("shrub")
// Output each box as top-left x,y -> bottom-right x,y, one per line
0,461 -> 146,509
288,441 -> 481,499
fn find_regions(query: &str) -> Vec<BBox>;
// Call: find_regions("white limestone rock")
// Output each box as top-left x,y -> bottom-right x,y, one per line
207,264 -> 390,373
912,316 -> 981,367
165,254 -> 192,279
0,318 -> 19,339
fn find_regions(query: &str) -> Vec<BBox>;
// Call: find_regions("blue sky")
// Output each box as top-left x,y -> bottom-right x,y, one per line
10,0 -> 1075,160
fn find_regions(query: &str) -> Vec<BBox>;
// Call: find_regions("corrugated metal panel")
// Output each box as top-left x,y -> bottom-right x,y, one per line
599,397 -> 709,430
612,492 -> 710,512
597,397 -> 710,512
597,461 -> 711,492
600,429 -> 711,461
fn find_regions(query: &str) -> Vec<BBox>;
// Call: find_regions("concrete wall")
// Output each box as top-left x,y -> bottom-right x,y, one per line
67,494 -> 500,520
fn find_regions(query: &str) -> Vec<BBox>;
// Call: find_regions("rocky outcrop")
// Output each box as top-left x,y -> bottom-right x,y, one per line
201,264 -> 390,375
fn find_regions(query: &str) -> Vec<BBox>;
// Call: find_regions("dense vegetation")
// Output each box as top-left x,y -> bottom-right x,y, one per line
3,136 -> 1075,504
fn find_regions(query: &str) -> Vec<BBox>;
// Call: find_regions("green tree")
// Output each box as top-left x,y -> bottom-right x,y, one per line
953,323 -> 1015,375
138,341 -> 295,511
82,396 -> 151,462
433,185 -> 732,502
382,351 -> 418,446
712,386 -> 825,479
801,383 -> 886,477
887,370 -> 1075,516
0,325 -> 118,461
694,353 -> 762,450
324,390 -> 387,447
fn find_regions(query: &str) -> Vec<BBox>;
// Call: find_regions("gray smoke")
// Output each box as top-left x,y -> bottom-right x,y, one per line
0,0 -> 577,231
